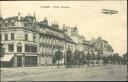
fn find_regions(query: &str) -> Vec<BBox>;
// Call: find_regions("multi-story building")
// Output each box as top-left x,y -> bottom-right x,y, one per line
83,37 -> 114,56
0,13 -> 77,67
0,13 -> 114,67
62,25 -> 85,51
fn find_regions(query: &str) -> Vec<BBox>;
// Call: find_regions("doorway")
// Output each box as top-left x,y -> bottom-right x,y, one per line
17,56 -> 22,67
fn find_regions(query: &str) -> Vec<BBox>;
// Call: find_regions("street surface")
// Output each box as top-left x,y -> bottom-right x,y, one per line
1,65 -> 127,81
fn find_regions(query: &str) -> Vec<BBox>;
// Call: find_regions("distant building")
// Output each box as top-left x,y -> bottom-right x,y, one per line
83,37 -> 114,56
62,25 -> 85,51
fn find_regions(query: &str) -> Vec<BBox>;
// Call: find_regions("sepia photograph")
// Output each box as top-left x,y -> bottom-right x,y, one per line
0,0 -> 127,81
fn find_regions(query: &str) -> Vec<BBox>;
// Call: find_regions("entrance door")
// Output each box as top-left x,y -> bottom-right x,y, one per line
17,56 -> 22,67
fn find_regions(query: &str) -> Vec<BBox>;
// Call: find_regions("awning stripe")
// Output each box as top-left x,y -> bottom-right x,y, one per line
0,55 -> 14,62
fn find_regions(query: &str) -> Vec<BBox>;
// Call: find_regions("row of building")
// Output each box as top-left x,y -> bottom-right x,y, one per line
0,13 -> 114,67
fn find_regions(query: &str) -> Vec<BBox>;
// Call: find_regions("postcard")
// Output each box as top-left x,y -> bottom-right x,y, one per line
0,0 -> 127,81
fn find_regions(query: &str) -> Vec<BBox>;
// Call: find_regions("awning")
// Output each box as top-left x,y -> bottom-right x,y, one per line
0,55 -> 14,62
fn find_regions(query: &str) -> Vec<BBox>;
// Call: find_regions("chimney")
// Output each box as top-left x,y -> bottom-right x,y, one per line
18,12 -> 21,16
33,12 -> 36,22
18,12 -> 21,20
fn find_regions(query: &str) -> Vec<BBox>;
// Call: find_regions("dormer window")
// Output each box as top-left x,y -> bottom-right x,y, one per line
11,22 -> 15,26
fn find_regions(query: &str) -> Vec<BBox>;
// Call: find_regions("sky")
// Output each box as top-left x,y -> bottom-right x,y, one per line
0,1 -> 127,56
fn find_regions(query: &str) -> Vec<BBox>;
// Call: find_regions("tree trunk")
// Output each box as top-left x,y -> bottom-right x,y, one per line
58,60 -> 59,68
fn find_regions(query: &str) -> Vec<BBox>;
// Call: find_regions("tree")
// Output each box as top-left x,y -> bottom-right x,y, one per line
66,48 -> 72,68
97,52 -> 101,60
113,53 -> 117,64
72,50 -> 80,67
96,52 -> 102,64
118,56 -> 123,64
86,52 -> 91,66
91,52 -> 96,65
55,48 -> 63,67
78,51 -> 85,67
113,53 -> 120,64
109,55 -> 113,64
102,56 -> 107,65
123,52 -> 127,65
80,51 -> 86,65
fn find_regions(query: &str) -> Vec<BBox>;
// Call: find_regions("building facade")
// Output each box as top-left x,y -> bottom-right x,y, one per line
0,13 -> 114,67
83,37 -> 114,57
0,13 -> 76,67
62,25 -> 85,51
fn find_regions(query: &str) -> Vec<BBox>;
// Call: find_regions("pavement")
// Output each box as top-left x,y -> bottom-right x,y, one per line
1,65 -> 127,81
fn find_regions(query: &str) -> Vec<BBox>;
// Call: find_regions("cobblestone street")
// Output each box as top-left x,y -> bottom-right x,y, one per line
1,65 -> 127,81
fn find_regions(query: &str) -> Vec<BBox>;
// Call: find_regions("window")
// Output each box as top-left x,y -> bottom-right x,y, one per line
0,48 -> 5,57
11,33 -> 14,40
5,34 -> 8,41
17,43 -> 22,52
5,23 -> 8,27
11,22 -> 15,26
33,35 -> 36,42
43,37 -> 46,43
24,23 -> 28,27
31,46 -> 37,53
33,26 -> 36,29
8,44 -> 14,52
25,34 -> 28,41
25,44 -> 30,52
107,48 -> 110,50
25,44 -> 37,53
